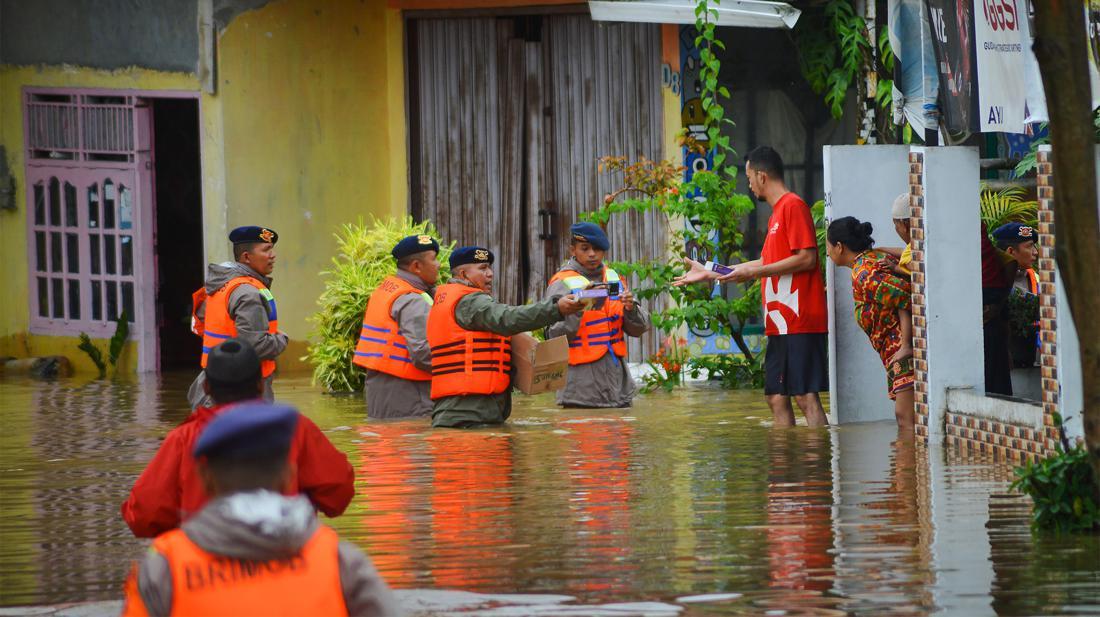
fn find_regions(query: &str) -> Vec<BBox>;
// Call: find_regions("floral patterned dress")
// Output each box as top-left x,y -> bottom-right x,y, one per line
851,250 -> 914,398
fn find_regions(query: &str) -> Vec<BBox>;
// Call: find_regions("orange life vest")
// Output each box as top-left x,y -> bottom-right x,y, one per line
122,525 -> 347,617
1026,268 -> 1039,295
426,283 -> 511,399
198,276 -> 279,378
549,267 -> 627,365
352,275 -> 432,381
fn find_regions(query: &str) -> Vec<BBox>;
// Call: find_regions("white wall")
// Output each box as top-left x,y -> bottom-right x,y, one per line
920,147 -> 985,444
1051,144 -> 1099,443
823,145 -> 911,424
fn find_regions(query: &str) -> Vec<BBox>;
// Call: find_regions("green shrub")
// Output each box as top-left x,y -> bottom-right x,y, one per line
688,351 -> 765,390
305,217 -> 453,393
1011,438 -> 1100,534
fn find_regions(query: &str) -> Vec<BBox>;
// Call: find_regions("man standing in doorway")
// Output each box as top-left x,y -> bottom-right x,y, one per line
675,146 -> 829,427
188,226 -> 288,409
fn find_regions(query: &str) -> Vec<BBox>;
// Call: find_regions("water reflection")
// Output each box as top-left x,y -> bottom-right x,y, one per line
1,374 -> 1098,615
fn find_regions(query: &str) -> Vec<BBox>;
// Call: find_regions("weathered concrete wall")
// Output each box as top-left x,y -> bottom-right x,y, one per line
919,146 -> 984,444
824,145 -> 910,424
1053,144 -> 1099,444
0,0 -> 200,72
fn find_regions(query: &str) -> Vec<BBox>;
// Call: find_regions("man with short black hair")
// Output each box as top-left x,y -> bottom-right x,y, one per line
122,403 -> 398,617
122,339 -> 354,538
675,145 -> 829,427
354,234 -> 441,418
188,225 -> 288,408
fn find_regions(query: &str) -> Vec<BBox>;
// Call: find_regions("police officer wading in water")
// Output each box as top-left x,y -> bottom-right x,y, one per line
427,246 -> 585,428
353,234 -> 441,419
544,222 -> 652,408
189,226 -> 288,409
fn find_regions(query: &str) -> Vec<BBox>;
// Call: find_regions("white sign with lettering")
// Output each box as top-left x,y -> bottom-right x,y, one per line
974,0 -> 1028,133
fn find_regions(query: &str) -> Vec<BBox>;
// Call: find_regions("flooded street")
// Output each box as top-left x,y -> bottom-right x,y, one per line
1,373 -> 1098,615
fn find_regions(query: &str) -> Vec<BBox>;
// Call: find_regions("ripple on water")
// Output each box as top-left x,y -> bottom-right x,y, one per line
0,374 -> 1098,615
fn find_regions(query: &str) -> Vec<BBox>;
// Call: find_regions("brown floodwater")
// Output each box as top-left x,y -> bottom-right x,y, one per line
0,372 -> 1097,615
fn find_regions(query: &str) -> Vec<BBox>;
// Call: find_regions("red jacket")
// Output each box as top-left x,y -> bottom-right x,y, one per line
121,402 -> 355,538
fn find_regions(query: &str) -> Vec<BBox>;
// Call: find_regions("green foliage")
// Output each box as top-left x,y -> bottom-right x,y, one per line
811,199 -> 827,277
688,351 -> 765,389
1006,291 -> 1039,338
1011,437 -> 1100,533
584,0 -> 763,383
305,217 -> 453,393
77,333 -> 106,379
76,310 -> 129,379
980,184 -> 1038,231
109,310 -> 129,367
795,0 -> 874,120
1015,109 -> 1100,177
641,336 -> 689,393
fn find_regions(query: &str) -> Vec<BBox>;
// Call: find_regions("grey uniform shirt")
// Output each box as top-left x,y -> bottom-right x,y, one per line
544,258 -> 652,408
187,262 -> 289,409
364,269 -> 434,419
431,280 -> 566,428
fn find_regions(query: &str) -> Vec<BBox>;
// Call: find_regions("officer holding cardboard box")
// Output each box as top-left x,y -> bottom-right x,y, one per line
427,246 -> 585,428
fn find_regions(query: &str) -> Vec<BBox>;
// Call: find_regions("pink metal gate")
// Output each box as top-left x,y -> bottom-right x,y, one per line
23,89 -> 157,372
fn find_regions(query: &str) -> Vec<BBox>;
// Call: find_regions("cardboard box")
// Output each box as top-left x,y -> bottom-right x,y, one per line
511,333 -> 569,395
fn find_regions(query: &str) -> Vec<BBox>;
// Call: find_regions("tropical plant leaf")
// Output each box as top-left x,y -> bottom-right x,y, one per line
980,183 -> 1039,231
109,310 -> 130,368
77,333 -> 106,379
305,217 -> 454,392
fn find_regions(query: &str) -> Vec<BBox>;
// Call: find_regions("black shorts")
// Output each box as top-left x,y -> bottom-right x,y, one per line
764,333 -> 828,396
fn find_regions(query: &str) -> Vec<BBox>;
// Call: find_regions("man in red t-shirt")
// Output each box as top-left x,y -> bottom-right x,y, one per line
675,146 -> 828,427
121,339 -> 354,537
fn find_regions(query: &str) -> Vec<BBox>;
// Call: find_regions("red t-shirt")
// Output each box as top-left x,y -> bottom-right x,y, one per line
760,192 -> 828,336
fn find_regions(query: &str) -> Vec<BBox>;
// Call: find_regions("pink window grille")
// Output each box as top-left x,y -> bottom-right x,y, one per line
23,89 -> 156,369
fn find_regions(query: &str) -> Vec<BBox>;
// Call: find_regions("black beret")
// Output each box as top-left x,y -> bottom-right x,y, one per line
570,222 -> 609,251
193,402 -> 298,461
992,223 -> 1036,247
205,338 -> 261,386
392,234 -> 440,260
449,246 -> 494,269
229,226 -> 278,245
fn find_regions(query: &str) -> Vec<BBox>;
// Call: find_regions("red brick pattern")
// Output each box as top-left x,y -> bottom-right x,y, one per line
909,151 -> 930,442
908,148 -> 1056,458
1035,149 -> 1061,453
944,411 -> 1046,461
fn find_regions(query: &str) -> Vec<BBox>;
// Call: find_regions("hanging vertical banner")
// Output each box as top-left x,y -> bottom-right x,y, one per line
973,0 -> 1028,132
926,0 -> 978,133
888,0 -> 942,135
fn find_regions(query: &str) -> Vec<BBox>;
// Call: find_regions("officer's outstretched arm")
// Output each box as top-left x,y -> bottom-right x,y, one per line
456,293 -> 564,336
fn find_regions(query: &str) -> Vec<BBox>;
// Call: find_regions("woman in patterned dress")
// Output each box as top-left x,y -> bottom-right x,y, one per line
826,217 -> 915,429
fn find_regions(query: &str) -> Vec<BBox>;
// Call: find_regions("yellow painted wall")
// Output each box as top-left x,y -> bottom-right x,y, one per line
216,0 -> 407,371
0,0 -> 408,374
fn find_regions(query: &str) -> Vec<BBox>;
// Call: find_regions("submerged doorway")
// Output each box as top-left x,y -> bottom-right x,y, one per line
151,98 -> 204,371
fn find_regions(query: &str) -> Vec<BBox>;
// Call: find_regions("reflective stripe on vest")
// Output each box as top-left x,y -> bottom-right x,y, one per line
151,525 -> 347,617
352,275 -> 432,381
199,277 -> 279,378
425,283 -> 511,399
549,267 -> 627,365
